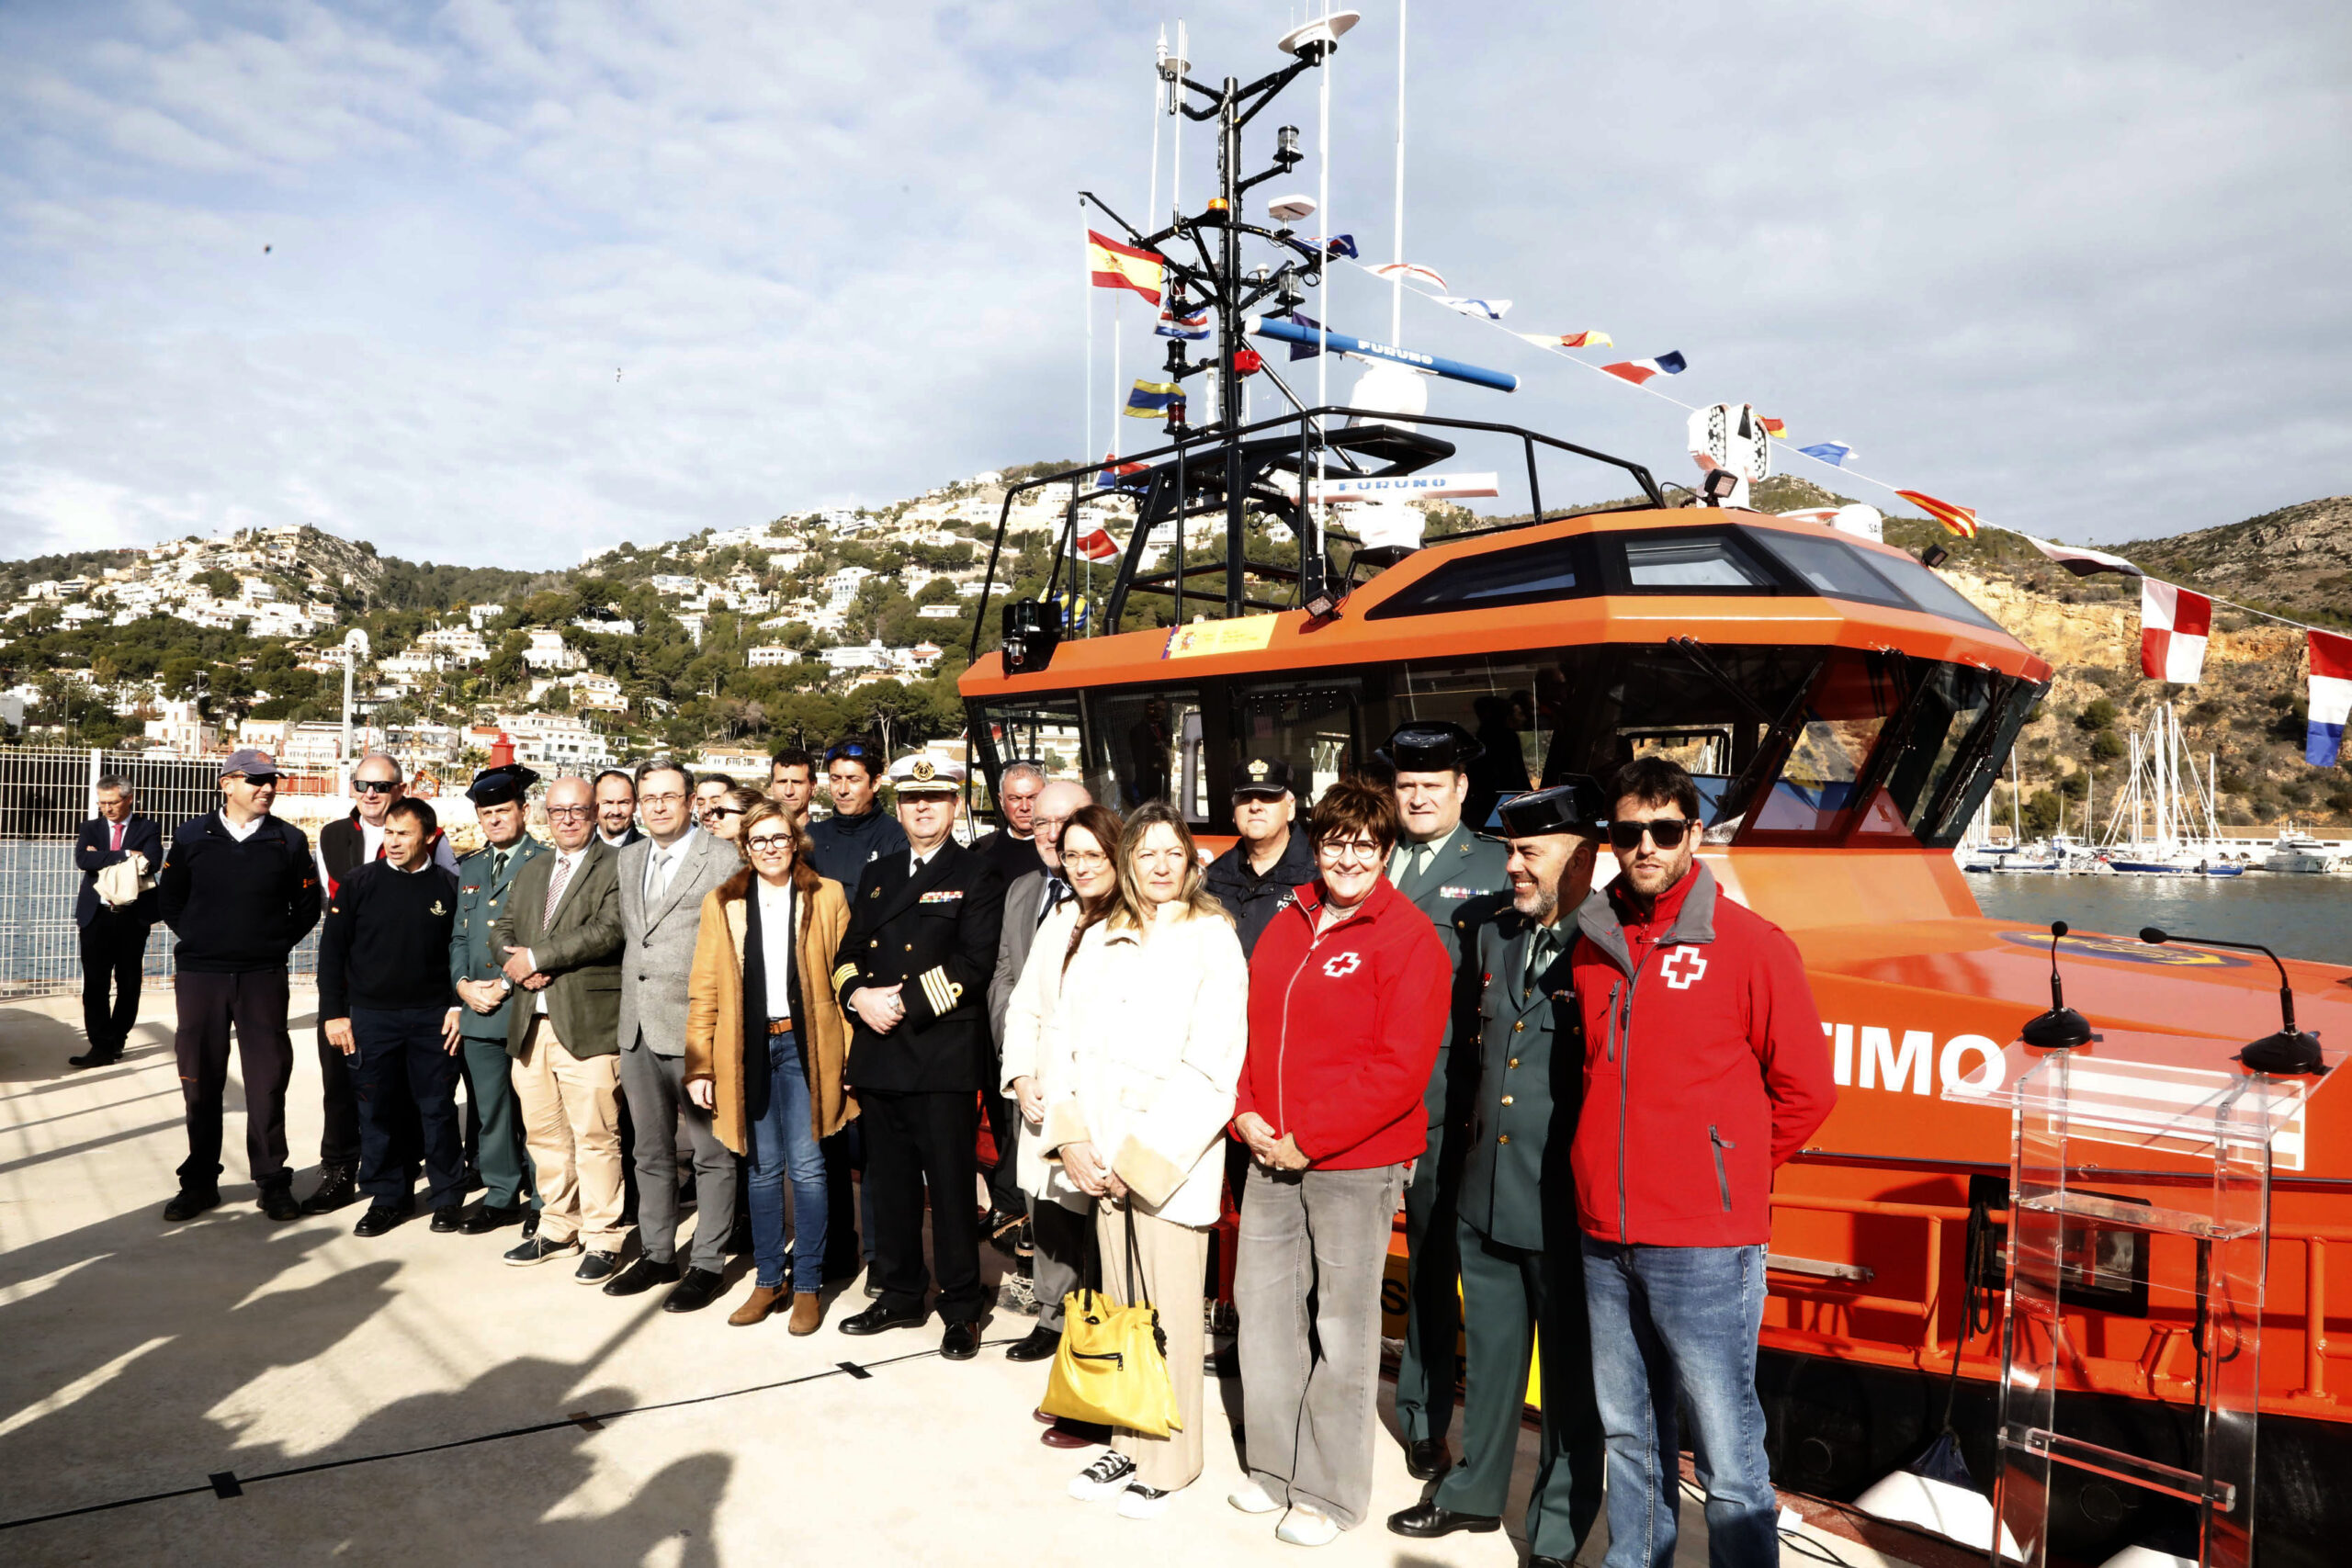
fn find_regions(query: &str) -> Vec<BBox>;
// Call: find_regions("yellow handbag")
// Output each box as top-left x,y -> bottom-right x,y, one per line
1039,1205 -> 1183,1436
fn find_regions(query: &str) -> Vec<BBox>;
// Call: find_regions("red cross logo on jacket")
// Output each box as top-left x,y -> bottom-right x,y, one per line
1659,945 -> 1709,989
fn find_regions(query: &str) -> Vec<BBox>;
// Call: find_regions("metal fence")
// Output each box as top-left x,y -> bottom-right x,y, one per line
0,748 -> 344,999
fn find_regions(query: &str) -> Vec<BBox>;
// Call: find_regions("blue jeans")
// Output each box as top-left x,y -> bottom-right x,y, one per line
1581,1236 -> 1777,1568
747,1030 -> 828,1292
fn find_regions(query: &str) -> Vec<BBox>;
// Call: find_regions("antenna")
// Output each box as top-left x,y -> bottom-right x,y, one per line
2140,927 -> 2326,1075
2019,919 -> 2094,1050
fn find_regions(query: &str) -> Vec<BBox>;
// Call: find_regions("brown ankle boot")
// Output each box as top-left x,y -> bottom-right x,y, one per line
729,1283 -> 786,1326
787,1292 -> 824,1336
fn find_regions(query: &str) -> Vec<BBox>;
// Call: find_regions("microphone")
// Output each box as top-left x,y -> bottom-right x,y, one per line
2140,927 -> 2326,1076
2020,919 -> 2094,1050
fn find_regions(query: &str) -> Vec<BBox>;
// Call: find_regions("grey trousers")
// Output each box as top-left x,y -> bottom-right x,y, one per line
1234,1160 -> 1406,1530
616,1043 -> 735,1271
1030,1191 -> 1093,1333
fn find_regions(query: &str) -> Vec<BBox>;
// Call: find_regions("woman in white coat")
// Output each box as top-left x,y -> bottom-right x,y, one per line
1043,800 -> 1249,1519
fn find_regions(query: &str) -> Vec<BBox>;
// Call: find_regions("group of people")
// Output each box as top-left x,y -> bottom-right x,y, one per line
71,718 -> 1837,1566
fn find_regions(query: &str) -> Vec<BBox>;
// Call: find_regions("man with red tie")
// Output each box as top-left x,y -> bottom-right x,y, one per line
70,773 -> 162,1068
302,753 -> 459,1214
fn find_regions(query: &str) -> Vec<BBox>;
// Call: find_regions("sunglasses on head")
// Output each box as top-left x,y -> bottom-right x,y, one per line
826,743 -> 874,763
1608,818 -> 1699,852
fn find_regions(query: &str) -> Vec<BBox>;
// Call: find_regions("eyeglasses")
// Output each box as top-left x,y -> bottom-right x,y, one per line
1316,838 -> 1385,864
1060,851 -> 1110,871
353,779 -> 400,795
547,806 -> 594,820
639,791 -> 684,807
704,806 -> 745,818
745,833 -> 793,851
1608,818 -> 1699,852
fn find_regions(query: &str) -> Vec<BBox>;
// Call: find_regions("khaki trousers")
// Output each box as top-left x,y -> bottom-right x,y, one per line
1093,1201 -> 1209,1493
510,1018 -> 626,1251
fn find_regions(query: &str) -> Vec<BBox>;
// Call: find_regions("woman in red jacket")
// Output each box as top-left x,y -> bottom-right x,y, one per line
1229,776 -> 1452,1546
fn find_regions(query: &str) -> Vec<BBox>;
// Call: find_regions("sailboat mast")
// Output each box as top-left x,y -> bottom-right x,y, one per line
1390,0 -> 1407,345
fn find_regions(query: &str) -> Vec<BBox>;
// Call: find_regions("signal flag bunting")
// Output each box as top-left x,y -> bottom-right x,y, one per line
2139,581 -> 2211,684
2307,630 -> 2352,766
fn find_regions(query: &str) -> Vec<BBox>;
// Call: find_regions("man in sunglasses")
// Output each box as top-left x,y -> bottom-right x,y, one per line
1381,720 -> 1512,1483
1569,756 -> 1835,1568
302,753 -> 459,1216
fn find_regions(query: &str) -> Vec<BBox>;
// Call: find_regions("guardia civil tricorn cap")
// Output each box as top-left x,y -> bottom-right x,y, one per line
1380,720 -> 1485,773
1231,756 -> 1295,799
466,763 -> 541,807
1496,776 -> 1610,840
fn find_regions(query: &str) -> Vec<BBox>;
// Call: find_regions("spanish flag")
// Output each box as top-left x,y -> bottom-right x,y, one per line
1088,230 -> 1163,305
1894,489 -> 1981,538
1759,416 -> 1787,440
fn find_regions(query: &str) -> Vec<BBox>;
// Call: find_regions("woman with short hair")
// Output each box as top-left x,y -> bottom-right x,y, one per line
684,798 -> 854,1332
1229,775 -> 1453,1545
1043,801 -> 1249,1520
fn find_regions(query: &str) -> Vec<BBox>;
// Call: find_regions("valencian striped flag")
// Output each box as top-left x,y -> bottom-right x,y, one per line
1895,489 -> 1980,538
1124,379 -> 1181,418
1600,352 -> 1686,385
2307,630 -> 2352,766
1088,230 -> 1163,305
2140,580 -> 2211,683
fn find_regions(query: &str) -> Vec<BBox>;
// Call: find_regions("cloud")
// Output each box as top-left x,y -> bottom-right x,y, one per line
0,0 -> 2345,568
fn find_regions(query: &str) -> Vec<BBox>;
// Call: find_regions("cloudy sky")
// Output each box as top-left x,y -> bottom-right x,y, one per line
2,2 -> 2345,568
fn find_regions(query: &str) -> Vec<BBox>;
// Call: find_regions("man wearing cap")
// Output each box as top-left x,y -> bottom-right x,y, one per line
1384,719 -> 1513,1481
302,752 -> 461,1216
1203,757 -> 1317,958
155,750 -> 323,1222
834,752 -> 1006,1362
1388,781 -> 1608,1562
447,763 -> 546,1234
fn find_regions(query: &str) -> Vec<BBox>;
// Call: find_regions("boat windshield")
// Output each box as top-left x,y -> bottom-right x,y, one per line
969,642 -> 2039,847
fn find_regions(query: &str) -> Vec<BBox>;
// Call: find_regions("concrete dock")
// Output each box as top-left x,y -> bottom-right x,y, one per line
0,986 -> 1928,1566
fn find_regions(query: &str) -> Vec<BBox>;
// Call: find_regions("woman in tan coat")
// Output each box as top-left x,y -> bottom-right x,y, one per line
684,798 -> 854,1333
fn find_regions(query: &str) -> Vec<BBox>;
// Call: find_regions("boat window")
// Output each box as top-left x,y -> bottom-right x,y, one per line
1232,680 -> 1362,807
1863,550 -> 2007,632
1752,654 -> 1905,835
969,695 -> 1087,796
1621,535 -> 1778,591
1362,535 -> 1596,620
1877,661 -> 1998,841
1752,529 -> 1913,610
1918,674 -> 2044,845
1086,686 -> 1209,823
1395,658 -> 1554,827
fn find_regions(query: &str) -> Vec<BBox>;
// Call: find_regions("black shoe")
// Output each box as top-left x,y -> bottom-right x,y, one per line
163,1187 -> 220,1223
463,1164 -> 485,1193
300,1165 -> 360,1215
259,1185 -> 301,1222
601,1257 -> 681,1297
662,1268 -> 727,1314
504,1234 -> 581,1266
574,1250 -> 621,1285
354,1201 -> 413,1237
982,1208 -> 1025,1258
68,1043 -> 120,1068
1405,1438 -> 1451,1480
460,1203 -> 525,1235
941,1321 -> 980,1360
1385,1502 -> 1499,1539
429,1206 -> 464,1234
521,1211 -> 539,1239
1004,1325 -> 1062,1363
839,1302 -> 928,1337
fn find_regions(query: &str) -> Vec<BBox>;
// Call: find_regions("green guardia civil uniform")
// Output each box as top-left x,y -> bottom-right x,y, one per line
449,832 -> 547,1211
1431,900 -> 1603,1559
1389,818 -> 1510,1450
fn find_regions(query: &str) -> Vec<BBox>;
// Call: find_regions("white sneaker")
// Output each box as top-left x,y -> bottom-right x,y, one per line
1117,1483 -> 1172,1519
1229,1481 -> 1282,1515
1276,1505 -> 1340,1546
1068,1451 -> 1137,1501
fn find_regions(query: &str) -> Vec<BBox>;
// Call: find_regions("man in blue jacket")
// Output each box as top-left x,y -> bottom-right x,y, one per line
155,750 -> 323,1222
70,772 -> 162,1068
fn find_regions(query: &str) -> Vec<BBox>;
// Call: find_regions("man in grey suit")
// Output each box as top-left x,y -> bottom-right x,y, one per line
1383,720 -> 1514,1482
604,759 -> 743,1312
987,779 -> 1099,1369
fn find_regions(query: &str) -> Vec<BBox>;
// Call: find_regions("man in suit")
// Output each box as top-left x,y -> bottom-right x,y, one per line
605,758 -> 743,1312
447,763 -> 546,1235
493,774 -> 628,1283
71,772 -> 161,1068
594,769 -> 642,850
1384,720 -> 1514,1481
1388,780 -> 1608,1563
835,753 -> 1007,1361
987,777 -> 1096,1368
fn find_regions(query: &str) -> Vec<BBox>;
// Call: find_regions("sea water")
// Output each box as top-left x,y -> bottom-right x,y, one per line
1964,872 -> 2352,966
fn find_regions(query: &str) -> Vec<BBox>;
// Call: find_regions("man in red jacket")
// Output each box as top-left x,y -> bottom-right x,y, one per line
1570,756 -> 1835,1568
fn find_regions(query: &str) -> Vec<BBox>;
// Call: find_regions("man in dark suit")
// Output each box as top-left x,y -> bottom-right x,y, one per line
1383,720 -> 1513,1481
492,775 -> 628,1283
835,753 -> 1007,1361
71,773 -> 161,1068
1387,780 -> 1608,1563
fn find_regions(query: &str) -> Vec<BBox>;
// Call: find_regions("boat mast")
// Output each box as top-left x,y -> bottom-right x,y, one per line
1390,0 -> 1407,346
